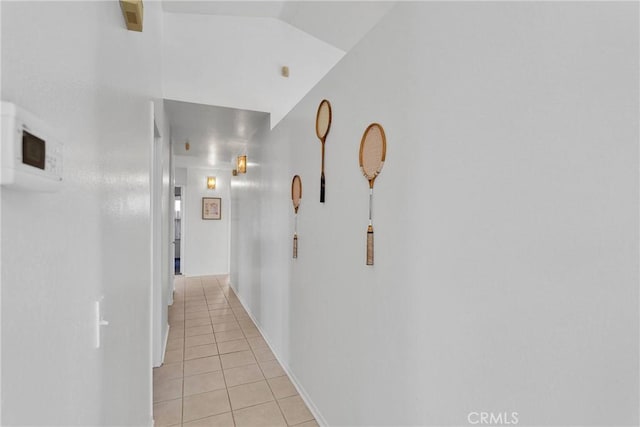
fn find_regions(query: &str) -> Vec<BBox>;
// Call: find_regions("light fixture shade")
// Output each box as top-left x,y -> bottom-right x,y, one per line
237,155 -> 247,174
207,176 -> 216,190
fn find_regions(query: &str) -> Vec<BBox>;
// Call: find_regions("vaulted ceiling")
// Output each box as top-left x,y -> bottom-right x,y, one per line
161,1 -> 395,168
162,1 -> 395,52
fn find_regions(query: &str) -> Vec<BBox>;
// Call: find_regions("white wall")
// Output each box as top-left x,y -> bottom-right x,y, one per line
162,12 -> 344,126
179,164 -> 231,276
1,2 -> 164,425
230,3 -> 638,426
152,100 -> 172,367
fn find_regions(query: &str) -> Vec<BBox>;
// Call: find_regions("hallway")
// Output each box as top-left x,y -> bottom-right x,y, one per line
153,276 -> 317,427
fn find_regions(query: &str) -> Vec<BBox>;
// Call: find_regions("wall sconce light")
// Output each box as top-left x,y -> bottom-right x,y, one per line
207,176 -> 216,190
237,155 -> 247,174
232,169 -> 238,176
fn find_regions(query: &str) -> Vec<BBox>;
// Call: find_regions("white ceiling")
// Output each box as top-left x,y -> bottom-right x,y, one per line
165,100 -> 269,168
161,1 -> 395,51
161,1 -> 395,169
162,1 -> 285,19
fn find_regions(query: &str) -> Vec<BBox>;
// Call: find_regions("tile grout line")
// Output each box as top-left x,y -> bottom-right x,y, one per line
227,280 -> 320,426
160,275 -> 313,426
212,276 -> 237,427
180,276 -> 187,426
225,281 -> 292,426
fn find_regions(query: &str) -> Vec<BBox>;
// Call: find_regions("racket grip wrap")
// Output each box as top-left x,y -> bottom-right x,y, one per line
320,174 -> 325,203
366,225 -> 374,266
293,235 -> 298,259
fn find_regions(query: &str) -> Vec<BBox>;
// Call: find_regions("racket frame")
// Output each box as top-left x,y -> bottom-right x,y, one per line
358,123 -> 387,266
291,175 -> 302,258
315,99 -> 332,203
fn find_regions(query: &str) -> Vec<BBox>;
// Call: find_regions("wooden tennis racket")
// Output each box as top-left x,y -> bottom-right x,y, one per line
359,123 -> 387,266
315,99 -> 332,203
291,175 -> 302,258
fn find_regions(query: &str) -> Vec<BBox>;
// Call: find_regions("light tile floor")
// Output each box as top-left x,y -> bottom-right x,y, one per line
154,275 -> 318,427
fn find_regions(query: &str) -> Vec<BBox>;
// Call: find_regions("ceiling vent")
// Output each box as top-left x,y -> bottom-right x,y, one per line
120,0 -> 143,32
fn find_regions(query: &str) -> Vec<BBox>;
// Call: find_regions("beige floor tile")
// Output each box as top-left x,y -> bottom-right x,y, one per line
209,308 -> 234,316
247,336 -> 267,350
220,350 -> 256,369
278,396 -> 313,426
258,360 -> 286,379
233,401 -> 287,427
168,328 -> 184,339
210,314 -> 238,324
235,315 -> 252,324
218,338 -> 250,354
153,377 -> 183,402
156,275 -> 320,426
164,348 -> 184,363
186,333 -> 216,348
224,363 -> 265,387
186,317 -> 212,328
238,320 -> 255,331
242,327 -> 261,338
185,310 -> 212,320
294,420 -> 319,427
213,321 -> 241,333
184,355 -> 222,376
185,303 -> 209,312
170,319 -> 185,329
154,362 -> 183,382
166,337 -> 184,351
208,303 -> 231,310
184,371 -> 226,396
215,329 -> 245,342
182,412 -> 234,427
168,314 -> 184,323
153,398 -> 182,426
253,346 -> 276,362
230,309 -> 246,318
183,389 -> 231,422
228,380 -> 275,410
186,325 -> 214,337
185,343 -> 218,360
267,375 -> 297,399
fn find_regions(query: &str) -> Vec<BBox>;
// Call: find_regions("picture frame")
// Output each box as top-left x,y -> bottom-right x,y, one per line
202,197 -> 221,220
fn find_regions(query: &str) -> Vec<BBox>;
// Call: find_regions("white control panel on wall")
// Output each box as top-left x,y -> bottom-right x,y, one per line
1,101 -> 63,191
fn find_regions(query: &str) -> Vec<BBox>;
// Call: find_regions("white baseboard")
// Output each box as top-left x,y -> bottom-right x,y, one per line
229,282 -> 328,426
161,324 -> 170,365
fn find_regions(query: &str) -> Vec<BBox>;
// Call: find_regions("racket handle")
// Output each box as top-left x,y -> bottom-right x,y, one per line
293,235 -> 298,259
320,173 -> 325,203
366,225 -> 374,266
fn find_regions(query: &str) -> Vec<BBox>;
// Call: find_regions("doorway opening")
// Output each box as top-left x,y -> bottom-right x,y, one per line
174,186 -> 183,275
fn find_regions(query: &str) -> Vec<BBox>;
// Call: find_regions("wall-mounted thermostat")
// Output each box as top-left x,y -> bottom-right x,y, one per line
1,102 -> 63,191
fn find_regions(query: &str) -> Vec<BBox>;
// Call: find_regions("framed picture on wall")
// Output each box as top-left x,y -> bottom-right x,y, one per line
202,197 -> 222,220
